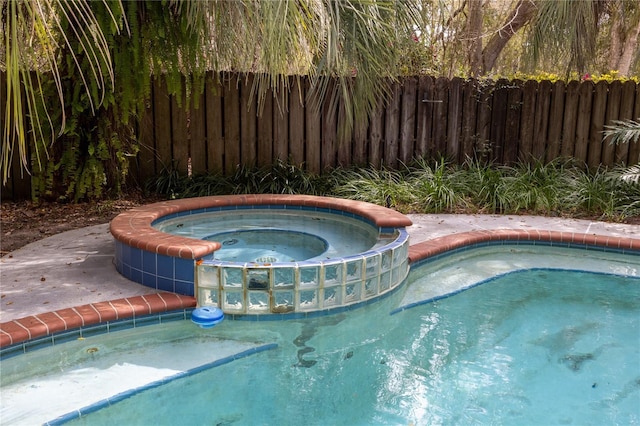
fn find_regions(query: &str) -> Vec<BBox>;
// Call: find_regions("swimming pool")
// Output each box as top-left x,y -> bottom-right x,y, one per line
1,244 -> 638,425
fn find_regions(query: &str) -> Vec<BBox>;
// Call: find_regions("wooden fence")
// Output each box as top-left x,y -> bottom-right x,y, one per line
3,73 -> 640,199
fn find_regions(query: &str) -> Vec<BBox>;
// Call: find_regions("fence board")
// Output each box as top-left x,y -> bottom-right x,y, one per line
561,81 -> 580,158
416,76 -> 435,158
153,76 -> 173,172
399,77 -> 418,163
447,77 -> 463,162
352,112 -> 369,165
460,79 -> 478,161
137,93 -> 157,183
170,79 -> 190,174
223,74 -> 241,172
384,82 -> 401,167
240,74 -> 257,167
432,77 -> 449,156
574,81 -> 594,163
256,86 -> 273,167
289,77 -> 305,165
518,80 -> 537,161
532,80 -> 552,160
587,81 -> 608,168
546,81 -> 565,162
490,80 -> 509,163
369,102 -> 385,167
205,73 -> 224,172
321,80 -> 337,169
337,102 -> 352,166
601,81 -> 621,165
475,81 -> 493,161
503,80 -> 523,164
273,83 -> 290,162
190,90 -> 207,174
304,79 -> 321,173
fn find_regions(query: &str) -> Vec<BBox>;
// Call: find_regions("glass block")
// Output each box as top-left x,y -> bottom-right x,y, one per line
299,266 -> 319,288
393,245 -> 405,266
345,282 -> 362,303
197,265 -> 220,289
381,250 -> 392,271
298,290 -> 318,310
380,270 -> 391,291
248,291 -> 270,312
247,268 -> 270,290
364,277 -> 378,297
323,263 -> 343,287
198,288 -> 219,307
272,290 -> 294,313
346,259 -> 363,281
223,268 -> 244,288
222,290 -> 244,312
322,286 -> 341,307
365,254 -> 380,278
274,268 -> 295,288
391,265 -> 405,286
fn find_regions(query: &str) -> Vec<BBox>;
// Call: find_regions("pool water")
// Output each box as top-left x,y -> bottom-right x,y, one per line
55,269 -> 639,425
153,210 -> 386,260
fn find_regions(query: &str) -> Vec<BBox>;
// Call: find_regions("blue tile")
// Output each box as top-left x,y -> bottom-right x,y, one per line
142,272 -> 157,288
157,254 -> 174,279
157,276 -> 174,292
174,280 -> 194,296
175,258 -> 194,281
129,247 -> 143,270
130,267 -> 143,284
142,251 -> 157,273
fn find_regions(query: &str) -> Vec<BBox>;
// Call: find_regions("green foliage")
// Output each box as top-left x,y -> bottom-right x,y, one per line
146,158 -> 639,221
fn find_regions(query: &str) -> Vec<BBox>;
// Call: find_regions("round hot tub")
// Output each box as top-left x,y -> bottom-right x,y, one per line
110,194 -> 413,317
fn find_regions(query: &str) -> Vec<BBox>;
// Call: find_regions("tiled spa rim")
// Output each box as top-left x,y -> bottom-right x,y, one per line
109,194 -> 413,316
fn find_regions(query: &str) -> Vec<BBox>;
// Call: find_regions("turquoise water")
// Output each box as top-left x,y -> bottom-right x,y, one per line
66,269 -> 640,425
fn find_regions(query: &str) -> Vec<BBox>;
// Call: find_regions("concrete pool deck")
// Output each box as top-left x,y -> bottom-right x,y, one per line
1,213 -> 639,347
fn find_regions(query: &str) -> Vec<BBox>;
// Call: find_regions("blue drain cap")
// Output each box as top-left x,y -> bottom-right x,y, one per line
191,306 -> 224,328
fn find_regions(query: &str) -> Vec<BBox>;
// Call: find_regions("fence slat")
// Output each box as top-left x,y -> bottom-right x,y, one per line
205,73 -> 224,172
460,79 -> 478,162
384,82 -> 401,167
416,76 -> 435,159
432,77 -> 449,156
137,91 -> 156,183
223,74 -> 241,172
171,79 -> 190,174
153,76 -> 173,172
399,77 -> 418,163
503,80 -> 523,164
476,81 -> 493,161
190,90 -> 207,175
447,77 -> 463,162
601,81 -> 621,166
587,81 -> 608,168
321,80 -> 337,169
574,81 -> 594,164
561,81 -> 580,158
490,80 -> 509,163
289,77 -> 305,165
240,74 -> 257,167
546,81 -> 565,162
369,102 -> 384,167
532,80 -> 552,160
304,79 -> 321,173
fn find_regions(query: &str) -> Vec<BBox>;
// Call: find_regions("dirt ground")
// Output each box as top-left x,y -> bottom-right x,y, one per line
0,192 -> 161,256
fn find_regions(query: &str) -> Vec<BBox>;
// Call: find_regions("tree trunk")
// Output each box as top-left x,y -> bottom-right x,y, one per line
482,0 -> 537,74
467,0 -> 483,77
617,18 -> 640,76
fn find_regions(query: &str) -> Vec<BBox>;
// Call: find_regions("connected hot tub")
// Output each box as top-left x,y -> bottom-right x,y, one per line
110,195 -> 413,317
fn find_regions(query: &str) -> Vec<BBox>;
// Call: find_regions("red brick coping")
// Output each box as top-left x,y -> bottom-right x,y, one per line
3,220 -> 639,350
109,194 -> 413,260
